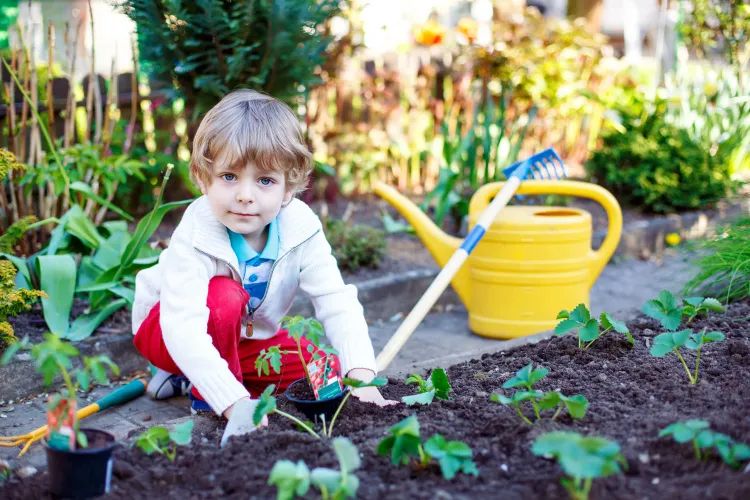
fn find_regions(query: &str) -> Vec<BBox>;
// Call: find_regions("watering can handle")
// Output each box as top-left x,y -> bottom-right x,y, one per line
470,180 -> 622,286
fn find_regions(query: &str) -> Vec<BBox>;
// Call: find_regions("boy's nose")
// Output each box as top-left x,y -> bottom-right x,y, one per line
236,182 -> 255,203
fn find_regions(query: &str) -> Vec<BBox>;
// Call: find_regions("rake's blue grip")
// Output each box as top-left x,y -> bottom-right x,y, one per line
460,225 -> 486,253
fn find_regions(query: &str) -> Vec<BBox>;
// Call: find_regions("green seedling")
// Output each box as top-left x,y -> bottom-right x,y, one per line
555,304 -> 633,349
401,368 -> 452,405
649,328 -> 725,384
376,415 -> 478,480
642,290 -> 725,331
532,431 -> 626,500
423,434 -> 479,480
134,420 -> 194,462
490,363 -> 588,425
268,437 -> 361,500
659,419 -> 750,468
1,334 -> 119,450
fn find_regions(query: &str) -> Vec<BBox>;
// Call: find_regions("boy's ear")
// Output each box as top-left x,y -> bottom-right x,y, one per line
281,188 -> 294,207
196,177 -> 208,195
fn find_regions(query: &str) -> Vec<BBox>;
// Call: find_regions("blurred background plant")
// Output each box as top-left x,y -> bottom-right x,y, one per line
684,217 -> 750,304
324,217 -> 386,273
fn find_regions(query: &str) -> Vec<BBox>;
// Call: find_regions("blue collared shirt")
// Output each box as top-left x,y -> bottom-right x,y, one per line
227,218 -> 280,312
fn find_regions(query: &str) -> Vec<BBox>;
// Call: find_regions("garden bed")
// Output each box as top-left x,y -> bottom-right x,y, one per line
4,299 -> 749,499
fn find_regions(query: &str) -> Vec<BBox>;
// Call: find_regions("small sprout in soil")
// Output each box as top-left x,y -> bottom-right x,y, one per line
268,437 -> 361,500
377,415 -> 478,480
401,368 -> 452,405
532,431 -> 626,500
555,304 -> 633,350
642,290 -> 725,331
490,363 -> 588,425
134,420 -> 193,462
423,434 -> 479,480
268,460 -> 310,500
659,419 -> 750,468
649,328 -> 725,384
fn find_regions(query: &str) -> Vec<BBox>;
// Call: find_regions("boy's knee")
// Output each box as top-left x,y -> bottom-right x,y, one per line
207,277 -> 248,317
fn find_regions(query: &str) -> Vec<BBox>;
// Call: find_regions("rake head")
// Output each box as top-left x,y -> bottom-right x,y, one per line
502,148 -> 568,181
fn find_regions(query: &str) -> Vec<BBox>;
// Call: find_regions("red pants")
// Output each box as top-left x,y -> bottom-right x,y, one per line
133,276 -> 322,400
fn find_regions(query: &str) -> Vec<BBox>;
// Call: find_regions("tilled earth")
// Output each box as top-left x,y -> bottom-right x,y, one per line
3,300 -> 749,499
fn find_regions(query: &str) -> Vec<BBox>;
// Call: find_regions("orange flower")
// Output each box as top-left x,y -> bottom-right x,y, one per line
414,19 -> 445,46
456,17 -> 478,43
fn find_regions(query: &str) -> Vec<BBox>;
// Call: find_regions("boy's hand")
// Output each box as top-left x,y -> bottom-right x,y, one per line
220,397 -> 268,448
347,368 -> 399,407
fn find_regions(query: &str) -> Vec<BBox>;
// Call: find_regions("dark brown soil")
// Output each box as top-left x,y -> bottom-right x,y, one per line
4,299 -> 749,499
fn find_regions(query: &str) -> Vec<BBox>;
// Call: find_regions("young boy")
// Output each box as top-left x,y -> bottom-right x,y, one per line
131,89 -> 395,447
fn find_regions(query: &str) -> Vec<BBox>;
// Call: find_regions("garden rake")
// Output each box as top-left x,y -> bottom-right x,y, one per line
376,148 -> 568,370
0,378 -> 146,457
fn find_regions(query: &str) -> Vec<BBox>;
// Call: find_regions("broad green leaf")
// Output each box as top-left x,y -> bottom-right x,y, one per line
332,437 -> 361,473
66,299 -> 128,341
643,291 -> 682,331
268,460 -> 311,499
537,391 -> 562,411
700,298 -> 725,312
561,394 -> 589,419
556,309 -> 570,320
70,182 -> 133,221
489,393 -> 513,405
569,304 -> 591,324
309,468 -> 341,495
401,390 -> 436,406
168,420 -> 194,446
554,318 -> 579,335
527,365 -> 549,386
600,313 -> 629,334
63,205 -> 104,249
683,296 -> 704,307
38,254 -> 77,336
659,420 -> 709,443
579,319 -> 600,342
76,369 -> 91,391
430,368 -> 451,400
254,385 -> 277,425
342,376 -> 387,389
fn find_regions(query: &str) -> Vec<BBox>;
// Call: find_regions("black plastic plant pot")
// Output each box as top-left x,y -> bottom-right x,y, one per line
284,378 -> 348,422
45,428 -> 116,498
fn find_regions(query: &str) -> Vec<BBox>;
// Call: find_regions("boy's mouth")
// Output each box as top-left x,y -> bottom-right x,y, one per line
230,212 -> 258,217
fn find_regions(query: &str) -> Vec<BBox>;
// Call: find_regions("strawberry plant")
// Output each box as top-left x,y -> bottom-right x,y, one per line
642,290 -> 725,331
532,431 -> 626,500
268,437 -> 361,500
134,420 -> 194,461
555,304 -> 633,349
376,415 -> 479,480
401,368 -> 452,405
253,376 -> 387,439
659,419 -> 750,468
649,328 -> 725,384
490,363 -> 588,425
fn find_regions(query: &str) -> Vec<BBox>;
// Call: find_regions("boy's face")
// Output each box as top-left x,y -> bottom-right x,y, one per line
198,160 -> 293,249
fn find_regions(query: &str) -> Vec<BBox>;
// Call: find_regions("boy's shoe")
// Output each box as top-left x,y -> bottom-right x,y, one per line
146,368 -> 192,400
188,391 -> 214,415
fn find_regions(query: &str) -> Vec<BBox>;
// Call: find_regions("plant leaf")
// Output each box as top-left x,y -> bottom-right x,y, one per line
168,420 -> 194,446
37,254 -> 76,336
254,385 -> 277,425
332,437 -> 361,473
401,390 -> 436,406
579,319 -> 600,342
430,368 -> 451,400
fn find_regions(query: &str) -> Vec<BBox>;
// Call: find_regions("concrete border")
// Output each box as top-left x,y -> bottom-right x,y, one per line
1,197 -> 746,402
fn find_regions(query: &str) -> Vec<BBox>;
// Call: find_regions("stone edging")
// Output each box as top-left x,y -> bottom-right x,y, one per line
1,197 -> 746,402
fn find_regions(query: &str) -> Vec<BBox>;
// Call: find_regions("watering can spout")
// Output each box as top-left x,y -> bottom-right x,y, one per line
372,181 -> 471,306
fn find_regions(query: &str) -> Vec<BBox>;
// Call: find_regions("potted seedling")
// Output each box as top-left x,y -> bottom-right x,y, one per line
253,375 -> 387,439
256,315 -> 361,422
1,334 -> 119,498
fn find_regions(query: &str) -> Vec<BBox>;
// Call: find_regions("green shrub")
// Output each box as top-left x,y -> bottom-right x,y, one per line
324,219 -> 385,273
684,218 -> 750,303
0,260 -> 45,350
119,0 -> 340,118
585,96 -> 738,214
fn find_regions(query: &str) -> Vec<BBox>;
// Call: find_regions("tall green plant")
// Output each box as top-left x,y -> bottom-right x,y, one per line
119,0 -> 341,118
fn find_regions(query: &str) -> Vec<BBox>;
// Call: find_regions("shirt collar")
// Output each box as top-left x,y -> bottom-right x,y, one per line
227,218 -> 280,262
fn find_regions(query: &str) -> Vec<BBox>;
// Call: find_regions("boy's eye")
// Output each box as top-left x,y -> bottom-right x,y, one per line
259,177 -> 275,186
221,173 -> 236,182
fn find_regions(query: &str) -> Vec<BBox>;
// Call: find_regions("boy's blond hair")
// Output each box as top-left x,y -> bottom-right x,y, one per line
190,89 -> 312,194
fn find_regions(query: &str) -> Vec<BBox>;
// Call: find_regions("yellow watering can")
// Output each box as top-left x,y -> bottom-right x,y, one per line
373,180 -> 622,339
